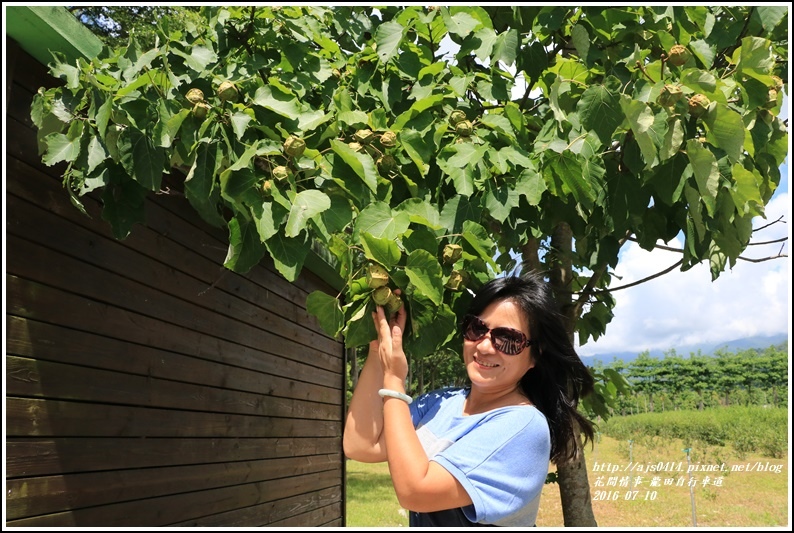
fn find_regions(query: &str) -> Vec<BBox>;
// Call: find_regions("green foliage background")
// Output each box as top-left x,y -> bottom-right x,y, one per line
32,5 -> 788,382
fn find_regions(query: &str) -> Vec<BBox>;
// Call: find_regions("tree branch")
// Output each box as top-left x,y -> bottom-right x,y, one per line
570,230 -> 632,320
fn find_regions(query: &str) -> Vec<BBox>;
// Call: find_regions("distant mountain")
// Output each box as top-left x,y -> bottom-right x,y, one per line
582,332 -> 789,366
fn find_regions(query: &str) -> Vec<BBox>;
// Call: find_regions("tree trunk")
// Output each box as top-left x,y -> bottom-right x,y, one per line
546,222 -> 598,526
557,438 -> 597,526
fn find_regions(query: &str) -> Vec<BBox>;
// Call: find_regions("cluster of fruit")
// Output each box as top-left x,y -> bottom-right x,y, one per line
366,263 -> 403,315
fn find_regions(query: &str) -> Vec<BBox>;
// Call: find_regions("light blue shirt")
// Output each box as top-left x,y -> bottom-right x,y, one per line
409,387 -> 551,527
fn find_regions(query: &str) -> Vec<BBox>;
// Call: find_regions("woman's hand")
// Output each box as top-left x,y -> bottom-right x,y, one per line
372,291 -> 408,384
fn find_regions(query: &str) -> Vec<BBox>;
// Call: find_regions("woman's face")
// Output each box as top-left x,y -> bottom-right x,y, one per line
463,299 -> 535,394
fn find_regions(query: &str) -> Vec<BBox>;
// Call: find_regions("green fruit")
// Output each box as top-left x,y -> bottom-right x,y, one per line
445,270 -> 467,291
442,244 -> 462,265
667,44 -> 690,67
380,131 -> 397,147
449,110 -> 467,126
354,129 -> 376,144
186,88 -> 204,104
765,87 -> 779,108
377,154 -> 396,175
455,120 -> 473,137
372,285 -> 392,306
366,263 -> 389,288
657,84 -> 683,107
217,81 -> 239,102
192,102 -> 211,120
385,293 -> 403,315
272,166 -> 291,181
262,180 -> 273,196
688,94 -> 710,117
283,136 -> 306,158
348,142 -> 364,153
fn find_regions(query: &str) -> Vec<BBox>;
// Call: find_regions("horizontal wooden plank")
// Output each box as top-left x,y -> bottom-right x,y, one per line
6,356 -> 340,421
269,502 -> 345,527
6,454 -> 339,520
6,276 -> 342,389
5,469 -> 341,527
6,316 -> 342,405
5,229 -> 342,368
5,161 -> 335,333
169,486 -> 341,527
6,437 -> 342,478
6,397 -> 341,439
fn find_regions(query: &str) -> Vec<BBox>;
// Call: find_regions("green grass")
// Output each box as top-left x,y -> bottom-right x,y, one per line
345,408 -> 789,527
345,459 -> 408,527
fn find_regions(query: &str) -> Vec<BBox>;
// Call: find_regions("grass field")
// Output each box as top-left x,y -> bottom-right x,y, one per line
346,433 -> 790,527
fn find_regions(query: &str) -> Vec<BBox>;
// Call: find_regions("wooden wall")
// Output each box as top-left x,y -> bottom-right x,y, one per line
5,39 -> 346,527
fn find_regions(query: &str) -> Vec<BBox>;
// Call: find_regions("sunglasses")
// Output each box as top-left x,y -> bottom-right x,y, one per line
461,314 -> 533,356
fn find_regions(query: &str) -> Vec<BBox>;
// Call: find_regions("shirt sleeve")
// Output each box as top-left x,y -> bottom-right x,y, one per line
430,407 -> 551,524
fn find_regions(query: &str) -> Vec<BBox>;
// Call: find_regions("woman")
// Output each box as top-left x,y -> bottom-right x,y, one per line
343,270 -> 595,527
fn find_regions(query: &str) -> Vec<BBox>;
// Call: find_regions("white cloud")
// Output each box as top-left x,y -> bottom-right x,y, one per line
576,191 -> 791,357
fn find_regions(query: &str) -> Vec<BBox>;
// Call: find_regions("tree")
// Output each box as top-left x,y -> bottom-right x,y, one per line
31,5 -> 788,526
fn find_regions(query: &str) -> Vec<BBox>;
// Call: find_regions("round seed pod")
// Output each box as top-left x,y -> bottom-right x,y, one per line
377,154 -> 397,175
380,131 -> 397,147
657,84 -> 683,107
372,285 -> 392,306
455,120 -> 473,137
186,88 -> 204,104
366,263 -> 389,289
765,87 -> 778,108
192,102 -> 211,120
445,270 -> 467,291
354,129 -> 376,144
688,94 -> 710,117
449,110 -> 467,126
272,165 -> 292,181
217,81 -> 239,102
442,244 -> 463,265
385,293 -> 403,315
667,44 -> 690,67
348,142 -> 364,153
283,136 -> 306,158
262,180 -> 273,196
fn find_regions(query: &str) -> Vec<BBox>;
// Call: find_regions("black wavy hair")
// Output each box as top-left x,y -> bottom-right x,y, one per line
464,270 -> 595,464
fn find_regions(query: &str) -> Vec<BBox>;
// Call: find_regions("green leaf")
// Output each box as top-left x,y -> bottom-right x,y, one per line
686,140 -> 719,216
492,28 -> 519,67
118,127 -> 164,191
659,118 -> 684,161
353,201 -> 411,241
730,163 -> 765,216
42,130 -> 82,166
184,141 -> 225,227
375,20 -> 405,63
405,249 -> 444,306
361,232 -> 402,269
252,85 -> 301,119
439,195 -> 482,235
403,293 -> 457,357
343,298 -> 376,348
442,9 -> 481,37
734,36 -> 775,85
703,103 -> 744,163
400,128 -> 433,176
285,190 -> 331,238
396,198 -> 442,230
101,166 -> 147,240
578,81 -> 622,144
461,220 -> 497,270
570,24 -> 590,62
176,45 -> 218,73
515,167 -> 547,206
306,290 -> 344,338
224,215 -> 266,273
329,139 -> 379,193
230,111 -> 253,140
264,232 -> 309,282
